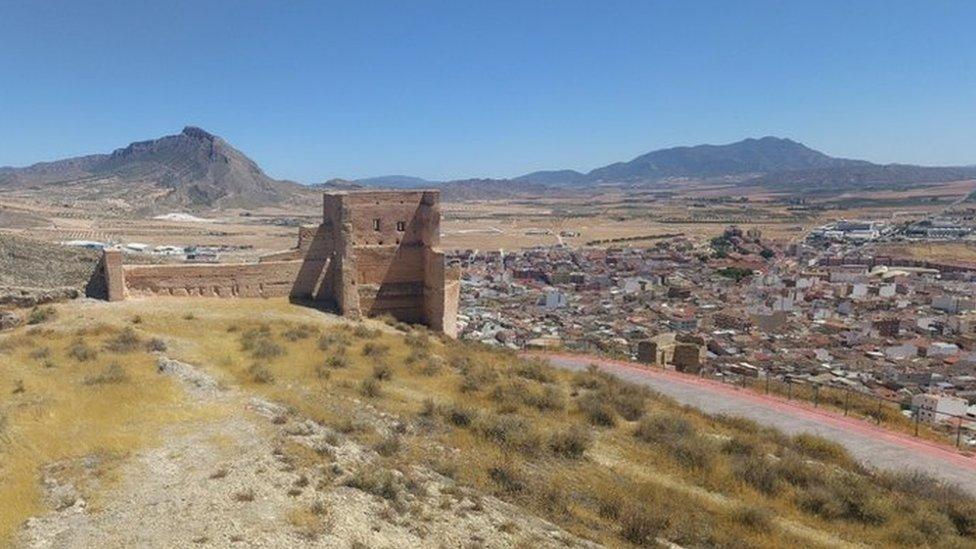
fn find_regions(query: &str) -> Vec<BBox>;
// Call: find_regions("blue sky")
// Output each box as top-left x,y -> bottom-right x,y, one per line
1,0 -> 975,182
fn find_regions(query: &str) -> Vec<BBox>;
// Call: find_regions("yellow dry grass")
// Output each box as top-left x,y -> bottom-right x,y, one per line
3,298 -> 974,548
0,307 -> 209,544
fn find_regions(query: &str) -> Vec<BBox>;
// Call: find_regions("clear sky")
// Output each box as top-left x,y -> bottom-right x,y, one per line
1,0 -> 975,182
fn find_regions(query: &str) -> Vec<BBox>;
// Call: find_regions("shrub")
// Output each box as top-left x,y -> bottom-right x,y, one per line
549,425 -> 592,459
249,363 -> 274,384
68,340 -> 98,362
362,342 -> 389,358
634,413 -> 716,470
240,326 -> 284,359
513,359 -> 554,383
619,506 -> 668,546
359,378 -> 382,398
633,412 -> 695,443
83,363 -> 127,385
343,466 -> 403,501
372,362 -> 393,381
352,325 -> 381,339
282,323 -> 317,341
325,354 -> 349,369
459,364 -> 498,394
732,505 -> 773,533
791,433 -> 856,468
734,455 -> 781,495
578,392 -> 616,427
442,403 -> 477,427
488,463 -> 526,494
405,332 -> 430,349
29,347 -> 50,360
145,337 -> 167,352
104,327 -> 142,353
373,435 -> 401,457
612,385 -> 649,421
419,356 -> 443,376
476,413 -> 543,456
318,332 -> 351,350
27,306 -> 56,325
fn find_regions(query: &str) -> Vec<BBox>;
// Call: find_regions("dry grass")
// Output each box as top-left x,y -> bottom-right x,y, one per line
7,297 -> 972,548
0,311 -> 203,544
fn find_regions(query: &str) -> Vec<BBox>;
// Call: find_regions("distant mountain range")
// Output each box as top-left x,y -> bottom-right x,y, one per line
0,127 -> 306,210
351,136 -> 976,194
2,130 -> 975,210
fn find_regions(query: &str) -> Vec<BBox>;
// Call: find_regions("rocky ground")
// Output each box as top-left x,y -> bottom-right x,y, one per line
16,355 -> 593,548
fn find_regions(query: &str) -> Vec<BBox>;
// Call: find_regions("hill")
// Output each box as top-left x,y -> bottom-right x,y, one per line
0,127 -> 308,210
351,137 -> 976,195
3,299 -> 974,547
584,136 -> 869,183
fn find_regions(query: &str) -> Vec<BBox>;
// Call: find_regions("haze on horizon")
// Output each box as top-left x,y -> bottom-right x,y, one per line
1,0 -> 975,182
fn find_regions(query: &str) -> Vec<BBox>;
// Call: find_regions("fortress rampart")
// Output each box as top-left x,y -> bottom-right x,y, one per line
100,190 -> 460,336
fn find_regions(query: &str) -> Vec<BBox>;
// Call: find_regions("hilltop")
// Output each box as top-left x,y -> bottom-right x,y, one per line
0,127 -> 310,211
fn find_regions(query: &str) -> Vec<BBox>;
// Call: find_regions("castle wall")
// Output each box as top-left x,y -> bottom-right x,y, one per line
102,190 -> 458,336
122,261 -> 302,298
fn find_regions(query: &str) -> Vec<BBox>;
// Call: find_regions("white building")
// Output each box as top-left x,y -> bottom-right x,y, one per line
912,393 -> 968,424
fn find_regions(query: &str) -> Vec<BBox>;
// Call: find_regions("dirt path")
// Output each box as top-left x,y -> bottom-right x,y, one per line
535,353 -> 976,495
17,356 -> 593,548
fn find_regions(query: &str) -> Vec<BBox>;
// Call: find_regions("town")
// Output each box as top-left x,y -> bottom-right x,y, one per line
454,220 -> 976,444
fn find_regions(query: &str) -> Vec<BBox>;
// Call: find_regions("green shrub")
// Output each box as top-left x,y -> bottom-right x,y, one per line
325,355 -> 349,369
27,306 -> 56,325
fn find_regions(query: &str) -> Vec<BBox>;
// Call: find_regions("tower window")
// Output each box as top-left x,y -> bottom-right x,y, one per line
396,221 -> 406,232
372,218 -> 381,231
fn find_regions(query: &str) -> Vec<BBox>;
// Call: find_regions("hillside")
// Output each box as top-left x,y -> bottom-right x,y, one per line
0,127 -> 309,210
2,298 -> 974,547
0,234 -> 100,290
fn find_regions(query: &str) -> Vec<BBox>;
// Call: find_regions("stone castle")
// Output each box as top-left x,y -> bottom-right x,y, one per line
100,190 -> 460,336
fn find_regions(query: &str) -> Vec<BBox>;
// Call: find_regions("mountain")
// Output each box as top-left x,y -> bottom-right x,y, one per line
353,175 -> 436,188
514,169 -> 587,185
746,163 -> 976,192
0,127 -> 306,210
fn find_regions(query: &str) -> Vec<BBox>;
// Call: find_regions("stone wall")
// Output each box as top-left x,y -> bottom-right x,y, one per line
100,190 -> 459,336
122,261 -> 303,298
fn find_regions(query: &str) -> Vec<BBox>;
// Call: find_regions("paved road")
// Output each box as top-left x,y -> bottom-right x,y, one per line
536,353 -> 976,495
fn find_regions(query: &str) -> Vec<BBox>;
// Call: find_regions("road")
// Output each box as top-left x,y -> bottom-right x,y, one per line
535,353 -> 976,495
